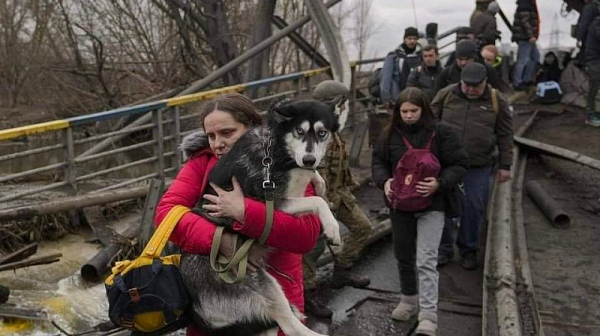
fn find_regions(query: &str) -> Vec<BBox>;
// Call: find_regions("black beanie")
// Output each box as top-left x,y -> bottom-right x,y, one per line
404,27 -> 419,39
455,40 -> 477,59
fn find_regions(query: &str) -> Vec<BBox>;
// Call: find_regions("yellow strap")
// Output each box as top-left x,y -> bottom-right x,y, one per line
142,205 -> 190,258
491,88 -> 499,115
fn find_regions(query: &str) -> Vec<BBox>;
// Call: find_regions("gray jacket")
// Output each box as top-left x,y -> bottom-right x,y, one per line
379,44 -> 420,104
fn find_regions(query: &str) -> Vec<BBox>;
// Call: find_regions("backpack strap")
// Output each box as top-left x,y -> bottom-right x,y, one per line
490,88 -> 499,115
425,132 -> 436,150
142,205 -> 190,258
401,135 -> 414,150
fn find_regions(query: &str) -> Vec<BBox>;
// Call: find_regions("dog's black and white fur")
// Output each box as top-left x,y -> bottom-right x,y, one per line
179,99 -> 342,336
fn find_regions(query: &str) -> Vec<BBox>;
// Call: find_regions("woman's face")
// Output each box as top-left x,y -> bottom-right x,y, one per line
399,102 -> 422,125
204,110 -> 248,158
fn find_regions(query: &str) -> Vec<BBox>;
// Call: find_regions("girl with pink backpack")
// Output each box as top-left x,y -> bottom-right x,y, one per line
371,88 -> 469,336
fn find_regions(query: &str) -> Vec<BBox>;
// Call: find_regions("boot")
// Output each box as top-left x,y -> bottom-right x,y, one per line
415,311 -> 438,336
304,290 -> 333,318
391,294 -> 418,321
330,264 -> 371,289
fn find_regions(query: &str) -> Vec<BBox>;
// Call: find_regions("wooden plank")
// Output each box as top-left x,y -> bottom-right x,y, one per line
0,243 -> 38,265
514,135 -> 600,171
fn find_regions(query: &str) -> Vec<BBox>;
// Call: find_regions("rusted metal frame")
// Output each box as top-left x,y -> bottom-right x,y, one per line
63,127 -> 77,192
75,157 -> 157,183
0,162 -> 67,184
74,139 -> 157,164
0,181 -> 69,203
0,143 -> 64,163
73,124 -> 155,145
76,0 -> 343,160
252,89 -> 300,103
152,109 -> 165,180
170,107 -> 182,171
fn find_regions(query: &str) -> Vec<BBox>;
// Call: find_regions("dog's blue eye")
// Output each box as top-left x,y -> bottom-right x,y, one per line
296,128 -> 304,135
318,130 -> 328,138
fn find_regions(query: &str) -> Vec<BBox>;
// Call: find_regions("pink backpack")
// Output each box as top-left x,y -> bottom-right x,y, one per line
390,133 -> 441,212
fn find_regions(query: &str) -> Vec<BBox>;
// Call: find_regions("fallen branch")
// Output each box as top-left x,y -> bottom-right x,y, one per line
0,253 -> 62,272
0,243 -> 38,265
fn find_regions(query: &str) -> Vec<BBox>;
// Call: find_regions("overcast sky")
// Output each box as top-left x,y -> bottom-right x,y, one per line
353,0 -> 579,59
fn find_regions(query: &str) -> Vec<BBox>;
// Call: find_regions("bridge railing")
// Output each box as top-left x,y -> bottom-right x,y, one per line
0,58 -> 383,205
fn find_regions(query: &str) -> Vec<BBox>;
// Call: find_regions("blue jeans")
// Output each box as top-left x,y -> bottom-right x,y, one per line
439,166 -> 492,257
513,41 -> 540,86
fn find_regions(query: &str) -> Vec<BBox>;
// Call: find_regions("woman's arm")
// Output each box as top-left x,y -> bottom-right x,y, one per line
154,155 -> 217,255
233,184 -> 321,255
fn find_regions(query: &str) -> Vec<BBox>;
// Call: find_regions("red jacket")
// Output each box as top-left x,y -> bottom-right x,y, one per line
154,148 -> 321,336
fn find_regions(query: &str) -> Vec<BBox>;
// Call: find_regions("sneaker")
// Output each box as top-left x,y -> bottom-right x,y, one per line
437,252 -> 453,267
415,311 -> 438,336
304,291 -> 333,318
585,114 -> 600,127
331,265 -> 371,289
391,294 -> 418,321
460,252 -> 479,270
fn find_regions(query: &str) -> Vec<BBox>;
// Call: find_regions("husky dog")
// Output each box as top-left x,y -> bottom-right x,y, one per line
180,99 -> 342,336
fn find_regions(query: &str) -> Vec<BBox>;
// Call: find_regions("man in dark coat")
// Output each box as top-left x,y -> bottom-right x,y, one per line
584,16 -> 600,126
435,40 -> 509,93
511,0 -> 540,90
431,63 -> 513,269
444,27 -> 476,68
407,45 -> 443,101
577,0 -> 600,59
471,1 -> 500,47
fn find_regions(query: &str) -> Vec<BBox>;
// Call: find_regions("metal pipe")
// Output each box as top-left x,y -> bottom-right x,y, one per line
75,157 -> 157,182
0,143 -> 64,162
525,180 -> 571,229
81,225 -> 139,282
0,181 -> 69,203
74,140 -> 156,164
73,124 -> 155,145
514,135 -> 600,171
77,0 -> 342,159
0,162 -> 67,183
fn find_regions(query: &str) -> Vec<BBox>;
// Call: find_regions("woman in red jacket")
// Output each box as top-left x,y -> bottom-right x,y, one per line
154,93 -> 322,336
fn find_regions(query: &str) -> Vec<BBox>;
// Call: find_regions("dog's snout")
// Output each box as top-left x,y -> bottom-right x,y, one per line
302,155 -> 316,167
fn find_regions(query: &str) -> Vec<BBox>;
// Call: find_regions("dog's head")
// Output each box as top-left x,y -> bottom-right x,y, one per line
270,99 -> 340,169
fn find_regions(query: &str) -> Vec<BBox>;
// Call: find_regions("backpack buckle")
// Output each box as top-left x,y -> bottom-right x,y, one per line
129,288 -> 141,303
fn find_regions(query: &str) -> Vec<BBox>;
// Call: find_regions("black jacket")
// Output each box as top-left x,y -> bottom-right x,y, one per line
371,122 -> 469,214
406,61 -> 443,101
471,11 -> 497,46
577,2 -> 599,43
434,61 -> 510,93
585,16 -> 600,63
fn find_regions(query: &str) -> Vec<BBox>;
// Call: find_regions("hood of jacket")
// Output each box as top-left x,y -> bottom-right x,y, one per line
180,130 -> 209,161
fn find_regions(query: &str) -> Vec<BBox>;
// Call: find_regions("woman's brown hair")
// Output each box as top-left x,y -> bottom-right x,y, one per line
382,87 -> 436,148
199,93 -> 262,129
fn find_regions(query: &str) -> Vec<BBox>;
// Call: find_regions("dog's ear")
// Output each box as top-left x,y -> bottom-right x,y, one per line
270,99 -> 296,123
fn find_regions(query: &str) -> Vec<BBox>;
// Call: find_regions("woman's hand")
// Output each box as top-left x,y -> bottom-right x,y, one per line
384,178 -> 394,201
416,177 -> 440,197
202,176 -> 246,223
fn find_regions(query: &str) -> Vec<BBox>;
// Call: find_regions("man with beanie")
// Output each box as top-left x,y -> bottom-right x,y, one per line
303,80 -> 373,318
471,1 -> 500,47
511,0 -> 540,90
379,27 -> 422,107
431,63 -> 513,269
444,26 -> 476,68
435,40 -> 508,93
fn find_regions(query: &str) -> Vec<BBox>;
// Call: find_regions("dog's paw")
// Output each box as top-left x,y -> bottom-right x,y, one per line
322,219 -> 341,246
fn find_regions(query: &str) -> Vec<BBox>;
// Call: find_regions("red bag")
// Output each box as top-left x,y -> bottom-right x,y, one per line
390,133 -> 441,212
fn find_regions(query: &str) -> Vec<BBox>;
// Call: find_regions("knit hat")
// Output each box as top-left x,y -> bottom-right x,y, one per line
455,40 -> 478,59
487,1 -> 500,14
404,27 -> 419,39
461,62 -> 488,85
